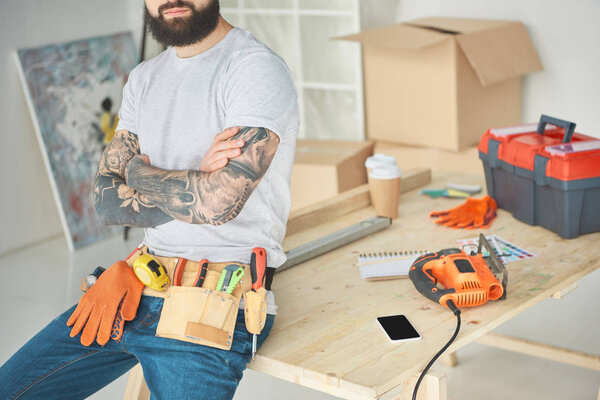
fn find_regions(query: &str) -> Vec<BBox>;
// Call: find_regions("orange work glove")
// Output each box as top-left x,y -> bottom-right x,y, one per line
430,195 -> 497,229
66,261 -> 143,346
472,203 -> 498,229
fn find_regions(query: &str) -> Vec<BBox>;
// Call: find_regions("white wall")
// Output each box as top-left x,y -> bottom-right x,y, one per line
0,0 -> 145,255
395,0 -> 600,138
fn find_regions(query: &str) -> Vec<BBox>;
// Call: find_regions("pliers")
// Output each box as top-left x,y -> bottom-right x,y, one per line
173,258 -> 209,287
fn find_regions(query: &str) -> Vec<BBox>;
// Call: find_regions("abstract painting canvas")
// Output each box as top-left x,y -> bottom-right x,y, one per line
16,32 -> 138,250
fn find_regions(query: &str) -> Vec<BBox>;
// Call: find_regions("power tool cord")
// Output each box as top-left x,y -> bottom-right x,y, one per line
412,300 -> 461,400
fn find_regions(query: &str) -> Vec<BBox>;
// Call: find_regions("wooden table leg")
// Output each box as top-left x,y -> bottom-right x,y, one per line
440,352 -> 458,368
123,364 -> 150,400
396,370 -> 447,400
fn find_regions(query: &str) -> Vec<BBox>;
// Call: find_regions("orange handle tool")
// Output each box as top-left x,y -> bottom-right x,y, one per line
173,258 -> 188,287
250,247 -> 267,291
194,259 -> 209,287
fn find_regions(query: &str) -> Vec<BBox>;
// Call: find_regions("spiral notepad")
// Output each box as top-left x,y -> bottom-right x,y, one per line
357,250 -> 429,281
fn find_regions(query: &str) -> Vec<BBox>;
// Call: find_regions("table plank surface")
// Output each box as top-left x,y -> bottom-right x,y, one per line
249,171 -> 600,399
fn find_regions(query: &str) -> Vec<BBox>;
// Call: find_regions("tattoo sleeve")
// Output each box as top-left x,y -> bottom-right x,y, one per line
125,127 -> 280,225
93,130 -> 173,227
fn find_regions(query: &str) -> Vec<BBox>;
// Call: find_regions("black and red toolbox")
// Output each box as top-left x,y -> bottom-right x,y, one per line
478,115 -> 600,239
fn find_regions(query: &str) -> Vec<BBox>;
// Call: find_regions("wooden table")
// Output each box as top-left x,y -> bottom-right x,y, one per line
125,170 -> 600,399
247,170 -> 600,400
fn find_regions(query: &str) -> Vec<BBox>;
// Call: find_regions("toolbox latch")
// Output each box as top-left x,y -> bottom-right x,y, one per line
533,155 -> 549,186
488,140 -> 501,168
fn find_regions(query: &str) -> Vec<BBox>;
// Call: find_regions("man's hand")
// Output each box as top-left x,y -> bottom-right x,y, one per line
133,127 -> 243,173
199,127 -> 245,172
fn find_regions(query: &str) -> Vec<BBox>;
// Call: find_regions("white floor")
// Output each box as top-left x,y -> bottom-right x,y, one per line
0,231 -> 598,400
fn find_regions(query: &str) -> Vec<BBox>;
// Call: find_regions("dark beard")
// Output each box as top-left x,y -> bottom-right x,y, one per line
145,0 -> 220,47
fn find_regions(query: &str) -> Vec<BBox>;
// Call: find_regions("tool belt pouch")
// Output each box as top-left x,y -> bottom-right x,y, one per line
243,287 -> 268,335
155,272 -> 241,351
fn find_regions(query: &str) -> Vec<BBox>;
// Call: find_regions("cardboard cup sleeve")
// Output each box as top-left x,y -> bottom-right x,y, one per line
369,166 -> 403,219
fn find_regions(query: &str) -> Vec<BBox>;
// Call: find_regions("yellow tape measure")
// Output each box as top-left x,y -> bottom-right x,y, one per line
133,254 -> 170,291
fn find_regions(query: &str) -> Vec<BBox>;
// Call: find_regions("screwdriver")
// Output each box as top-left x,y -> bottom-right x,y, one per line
249,247 -> 267,359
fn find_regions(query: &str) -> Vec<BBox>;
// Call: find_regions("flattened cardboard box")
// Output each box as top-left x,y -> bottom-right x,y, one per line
291,140 -> 374,211
340,17 -> 543,151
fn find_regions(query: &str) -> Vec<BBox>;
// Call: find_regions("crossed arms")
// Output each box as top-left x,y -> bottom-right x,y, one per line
93,127 -> 279,227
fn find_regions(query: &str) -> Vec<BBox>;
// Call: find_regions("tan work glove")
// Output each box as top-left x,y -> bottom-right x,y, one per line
430,195 -> 498,229
67,261 -> 143,346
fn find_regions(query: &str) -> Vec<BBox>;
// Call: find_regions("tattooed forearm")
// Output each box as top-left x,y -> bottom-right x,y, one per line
125,127 -> 279,225
93,174 -> 173,227
99,129 -> 140,177
93,130 -> 172,227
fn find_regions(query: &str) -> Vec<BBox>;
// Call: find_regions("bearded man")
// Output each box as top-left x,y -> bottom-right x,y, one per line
0,0 -> 298,398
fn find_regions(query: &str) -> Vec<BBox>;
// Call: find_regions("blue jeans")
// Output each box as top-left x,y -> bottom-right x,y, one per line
0,295 -> 274,400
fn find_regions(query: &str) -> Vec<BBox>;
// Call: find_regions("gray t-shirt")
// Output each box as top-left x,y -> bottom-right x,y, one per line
116,27 -> 299,271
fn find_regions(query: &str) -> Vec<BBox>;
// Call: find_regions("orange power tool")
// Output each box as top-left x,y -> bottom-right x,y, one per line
408,234 -> 508,400
409,234 -> 508,309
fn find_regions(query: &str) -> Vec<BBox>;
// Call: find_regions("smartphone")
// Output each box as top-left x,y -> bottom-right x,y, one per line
377,314 -> 421,343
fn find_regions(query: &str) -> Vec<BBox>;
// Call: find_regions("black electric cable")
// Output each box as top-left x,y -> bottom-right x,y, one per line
412,300 -> 462,400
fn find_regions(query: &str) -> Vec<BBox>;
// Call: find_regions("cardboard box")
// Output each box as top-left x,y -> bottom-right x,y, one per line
374,141 -> 483,176
291,140 -> 374,211
340,17 -> 543,151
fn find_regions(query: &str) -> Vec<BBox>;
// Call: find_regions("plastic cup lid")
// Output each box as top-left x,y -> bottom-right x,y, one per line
369,165 -> 403,179
365,153 -> 397,169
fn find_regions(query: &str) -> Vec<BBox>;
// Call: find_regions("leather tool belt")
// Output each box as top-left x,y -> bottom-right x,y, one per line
126,246 -> 267,351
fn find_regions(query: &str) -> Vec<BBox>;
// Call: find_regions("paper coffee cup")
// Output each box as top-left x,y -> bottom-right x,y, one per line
368,166 -> 403,219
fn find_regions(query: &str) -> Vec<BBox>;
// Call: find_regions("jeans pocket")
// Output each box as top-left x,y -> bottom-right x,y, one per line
138,298 -> 164,327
